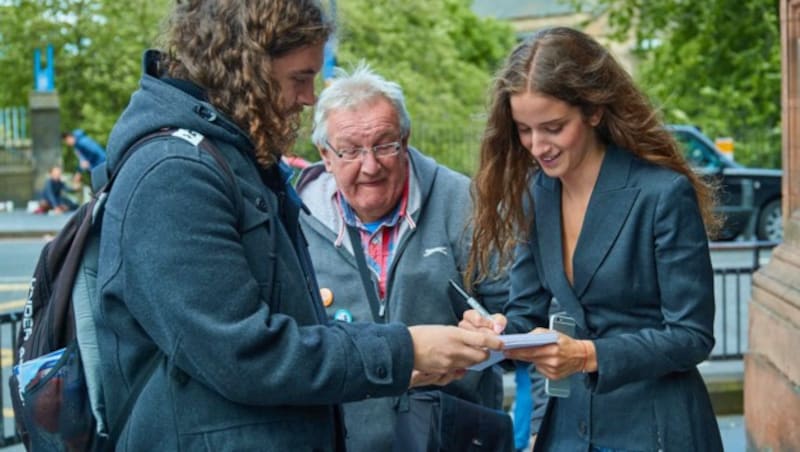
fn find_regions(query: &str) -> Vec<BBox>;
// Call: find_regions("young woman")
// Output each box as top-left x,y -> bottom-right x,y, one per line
463,27 -> 724,451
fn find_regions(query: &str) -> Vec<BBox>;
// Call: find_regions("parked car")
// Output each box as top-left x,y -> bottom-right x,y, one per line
668,125 -> 783,242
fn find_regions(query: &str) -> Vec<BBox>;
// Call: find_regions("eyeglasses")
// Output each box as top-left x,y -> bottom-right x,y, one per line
325,139 -> 403,162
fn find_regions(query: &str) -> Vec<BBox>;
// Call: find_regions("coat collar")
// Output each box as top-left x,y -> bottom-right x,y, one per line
533,146 -> 640,329
295,147 -> 435,248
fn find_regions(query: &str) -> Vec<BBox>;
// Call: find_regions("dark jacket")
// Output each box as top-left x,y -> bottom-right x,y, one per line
71,129 -> 106,170
296,150 -> 509,451
95,50 -> 415,451
505,146 -> 723,452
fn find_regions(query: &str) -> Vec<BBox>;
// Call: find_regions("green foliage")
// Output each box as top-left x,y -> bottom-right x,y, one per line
573,0 -> 782,168
1,0 -> 514,175
301,0 -> 516,174
0,0 -> 170,162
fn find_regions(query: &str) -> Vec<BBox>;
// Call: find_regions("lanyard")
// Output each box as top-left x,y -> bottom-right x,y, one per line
346,225 -> 386,323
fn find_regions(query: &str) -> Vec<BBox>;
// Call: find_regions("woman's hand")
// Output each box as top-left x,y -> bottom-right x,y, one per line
504,328 -> 597,379
458,309 -> 507,334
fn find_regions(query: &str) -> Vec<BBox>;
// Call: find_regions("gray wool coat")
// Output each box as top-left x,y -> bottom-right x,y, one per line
95,50 -> 415,451
296,149 -> 510,451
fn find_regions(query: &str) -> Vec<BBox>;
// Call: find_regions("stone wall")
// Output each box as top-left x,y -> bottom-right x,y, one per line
0,164 -> 34,207
744,2 -> 800,450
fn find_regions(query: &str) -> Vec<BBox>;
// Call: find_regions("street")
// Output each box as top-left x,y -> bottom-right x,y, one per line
0,238 -> 47,314
0,237 -> 51,445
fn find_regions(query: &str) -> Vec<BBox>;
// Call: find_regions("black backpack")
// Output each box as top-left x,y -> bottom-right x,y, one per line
9,128 -> 236,451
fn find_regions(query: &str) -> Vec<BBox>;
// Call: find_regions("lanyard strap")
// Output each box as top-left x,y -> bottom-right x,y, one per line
346,225 -> 385,323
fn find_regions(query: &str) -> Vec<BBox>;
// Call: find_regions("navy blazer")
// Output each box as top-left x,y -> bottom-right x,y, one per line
505,146 -> 723,451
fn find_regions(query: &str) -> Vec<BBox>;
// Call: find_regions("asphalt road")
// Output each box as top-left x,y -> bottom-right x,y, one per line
0,238 -> 47,315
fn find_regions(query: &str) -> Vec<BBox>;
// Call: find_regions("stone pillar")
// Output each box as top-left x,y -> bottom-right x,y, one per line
29,91 -> 61,197
744,1 -> 800,450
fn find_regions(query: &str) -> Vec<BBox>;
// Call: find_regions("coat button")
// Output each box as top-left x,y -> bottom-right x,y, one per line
255,197 -> 268,211
376,367 -> 387,378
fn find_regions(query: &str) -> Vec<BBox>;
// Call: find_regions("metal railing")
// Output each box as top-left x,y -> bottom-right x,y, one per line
708,240 -> 779,360
0,107 -> 29,150
0,311 -> 21,446
0,106 -> 32,167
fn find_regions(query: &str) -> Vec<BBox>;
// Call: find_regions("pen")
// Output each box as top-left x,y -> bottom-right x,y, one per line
448,279 -> 493,319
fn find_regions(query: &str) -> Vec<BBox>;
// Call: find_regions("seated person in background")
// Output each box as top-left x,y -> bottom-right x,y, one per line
35,165 -> 78,214
296,63 -> 513,451
61,129 -> 107,186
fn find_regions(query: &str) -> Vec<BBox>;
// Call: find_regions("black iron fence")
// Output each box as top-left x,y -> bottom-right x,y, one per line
0,311 -> 21,446
707,240 -> 779,360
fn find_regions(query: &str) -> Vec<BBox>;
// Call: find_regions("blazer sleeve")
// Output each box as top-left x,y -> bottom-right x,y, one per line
591,174 -> 715,393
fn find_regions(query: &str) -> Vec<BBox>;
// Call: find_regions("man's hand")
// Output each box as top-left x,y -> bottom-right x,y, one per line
408,325 -> 503,374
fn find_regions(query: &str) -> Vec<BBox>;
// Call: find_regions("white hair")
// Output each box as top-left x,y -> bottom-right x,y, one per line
311,61 -> 411,147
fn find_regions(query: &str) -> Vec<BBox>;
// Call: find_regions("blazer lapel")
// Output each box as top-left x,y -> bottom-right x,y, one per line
533,175 -> 588,332
572,146 -> 640,298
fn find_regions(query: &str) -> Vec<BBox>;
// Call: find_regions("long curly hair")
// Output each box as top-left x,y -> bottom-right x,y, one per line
466,26 -> 720,285
158,0 -> 332,168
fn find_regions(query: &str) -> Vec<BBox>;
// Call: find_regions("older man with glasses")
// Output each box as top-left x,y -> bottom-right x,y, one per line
296,63 -> 513,451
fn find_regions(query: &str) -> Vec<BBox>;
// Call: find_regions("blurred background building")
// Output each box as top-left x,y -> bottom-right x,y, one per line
471,0 -> 637,75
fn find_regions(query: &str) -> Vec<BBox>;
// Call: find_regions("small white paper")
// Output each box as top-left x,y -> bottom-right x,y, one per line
468,332 -> 558,371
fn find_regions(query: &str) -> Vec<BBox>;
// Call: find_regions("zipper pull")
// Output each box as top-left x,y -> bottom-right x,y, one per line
378,303 -> 386,318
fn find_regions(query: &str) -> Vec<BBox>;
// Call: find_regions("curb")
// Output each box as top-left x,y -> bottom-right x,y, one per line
0,231 -> 58,240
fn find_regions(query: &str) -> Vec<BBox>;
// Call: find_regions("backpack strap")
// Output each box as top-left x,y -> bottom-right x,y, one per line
92,128 -> 242,224
88,128 -> 240,451
91,128 -> 178,193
